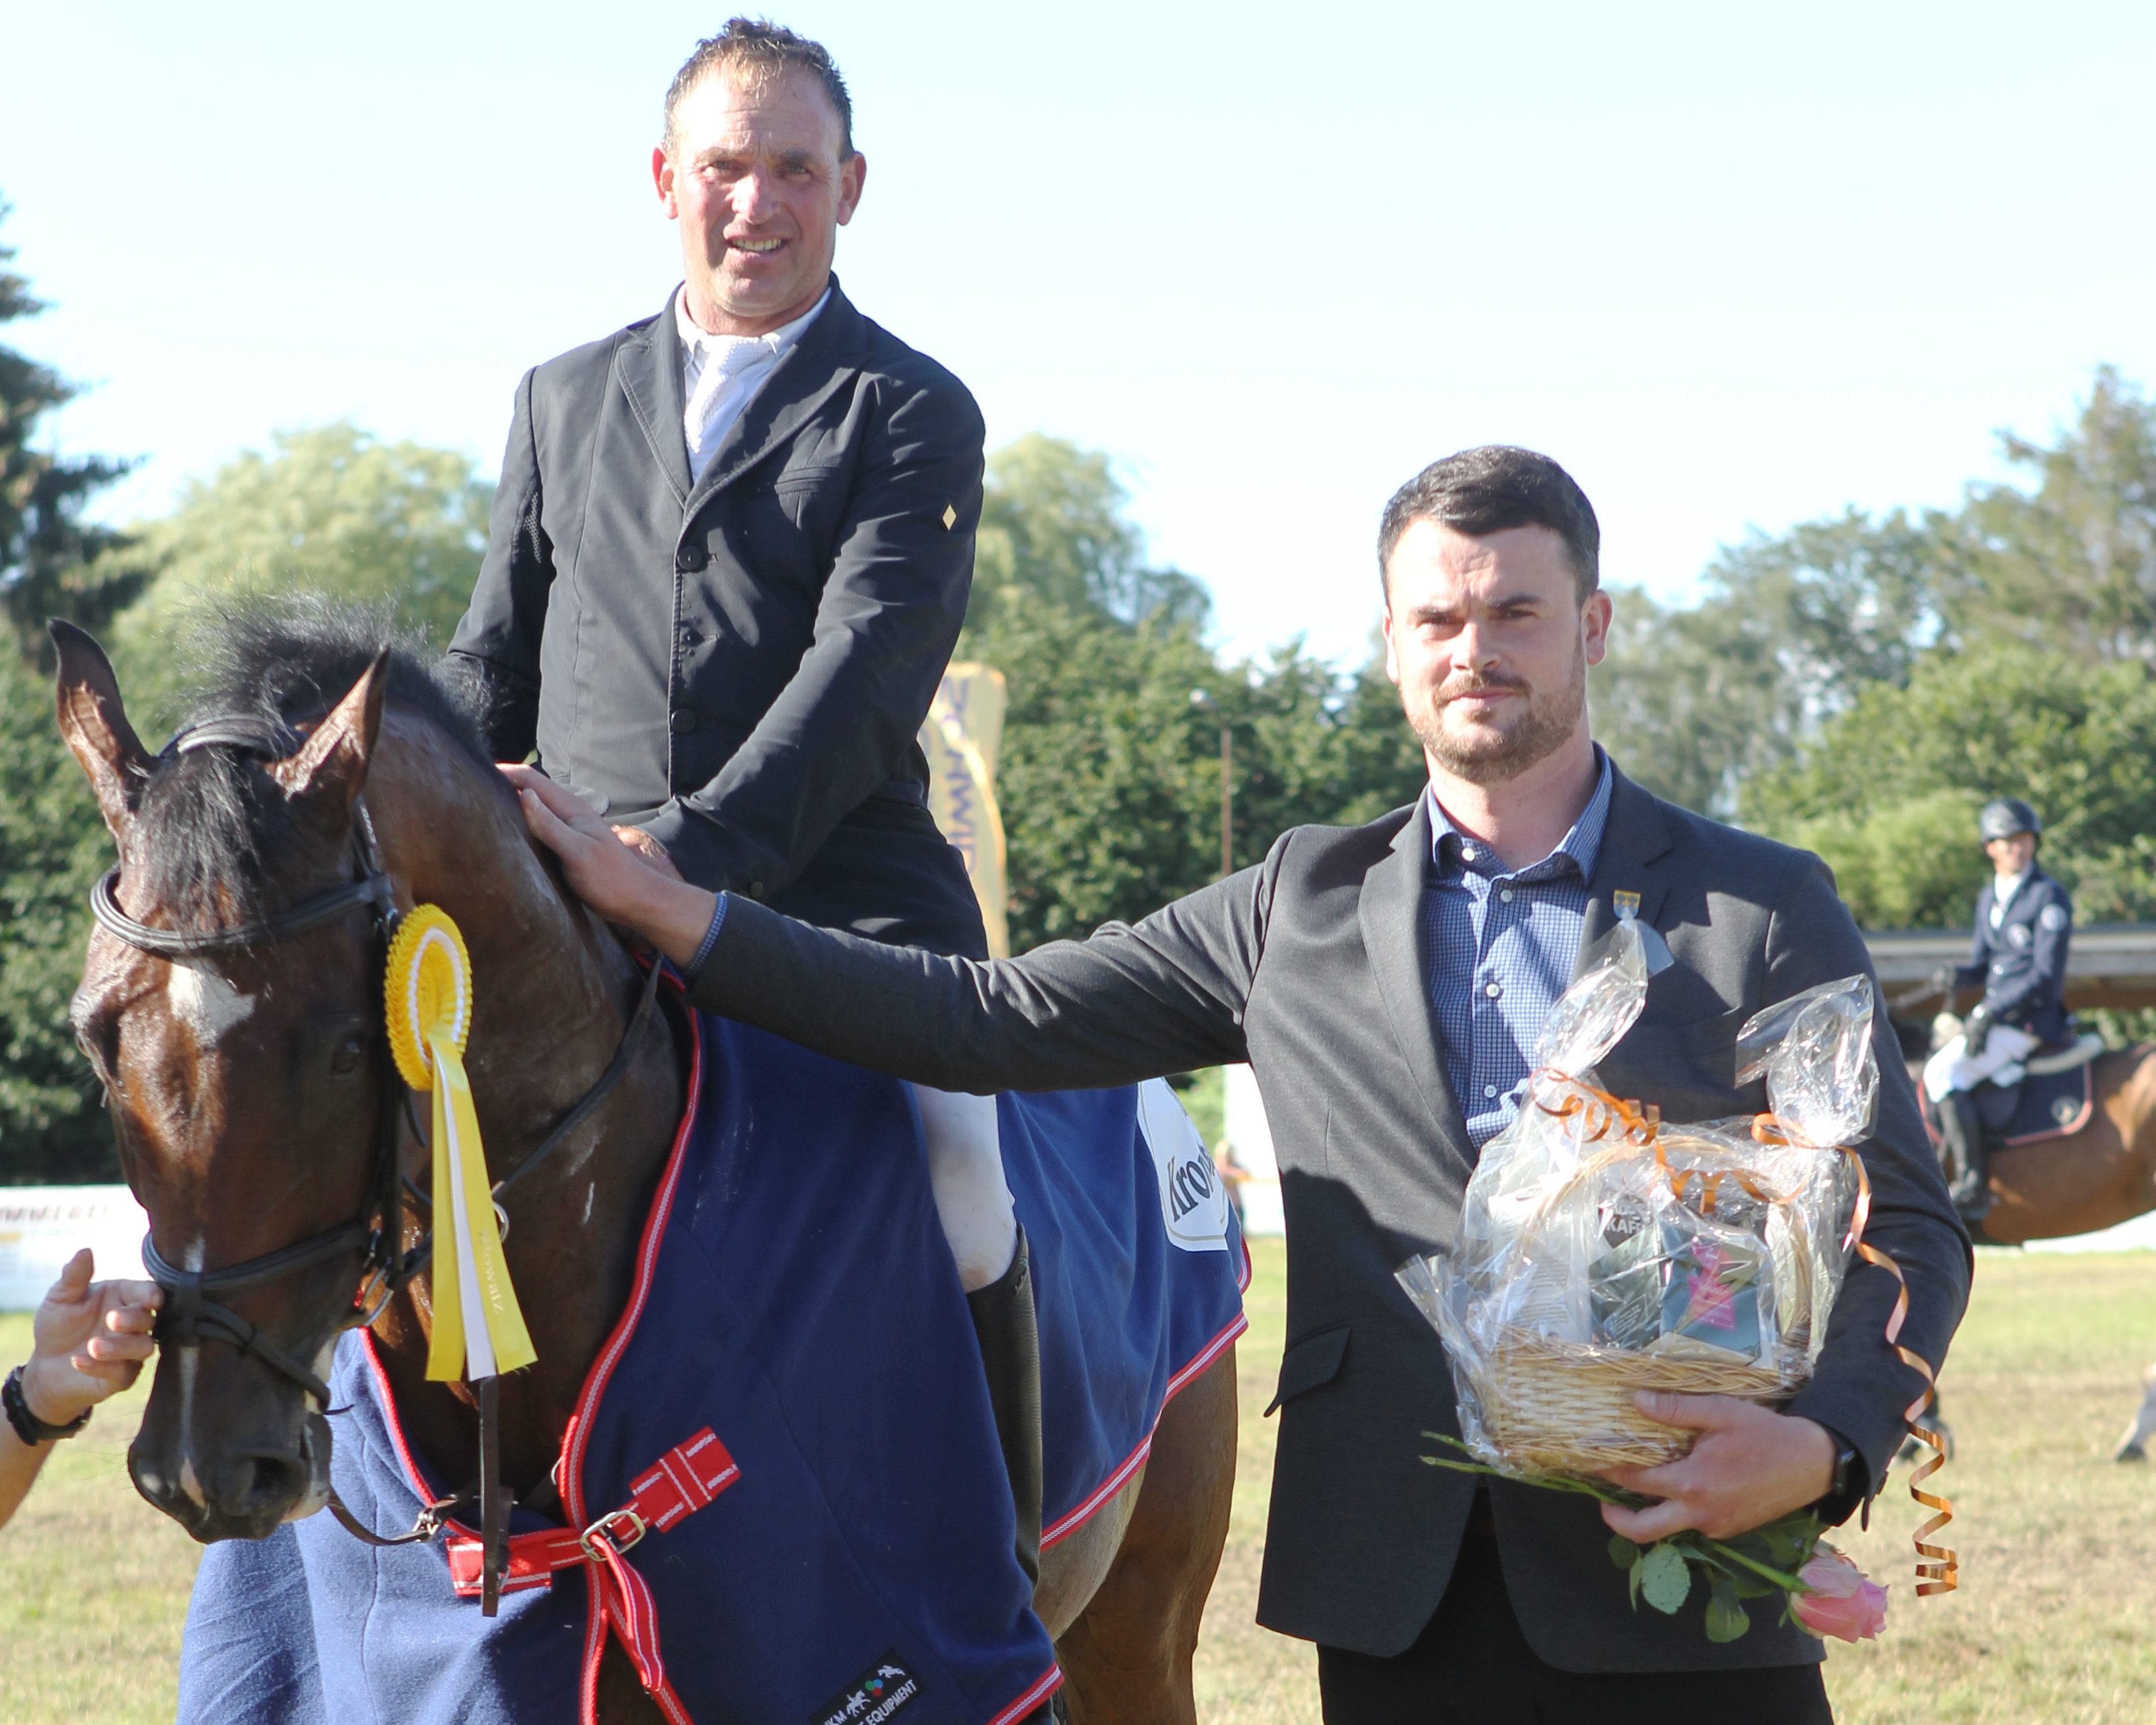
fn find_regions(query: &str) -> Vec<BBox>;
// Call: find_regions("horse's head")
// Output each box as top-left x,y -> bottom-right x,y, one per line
53,619 -> 406,1541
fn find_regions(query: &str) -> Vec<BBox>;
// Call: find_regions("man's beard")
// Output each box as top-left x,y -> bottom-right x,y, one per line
1408,640 -> 1587,787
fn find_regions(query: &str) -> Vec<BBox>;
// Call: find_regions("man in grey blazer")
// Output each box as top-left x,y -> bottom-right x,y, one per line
509,448 -> 1970,1722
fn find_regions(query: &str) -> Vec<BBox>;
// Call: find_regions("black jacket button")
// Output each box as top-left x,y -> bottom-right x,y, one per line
676,542 -> 707,573
670,709 -> 698,735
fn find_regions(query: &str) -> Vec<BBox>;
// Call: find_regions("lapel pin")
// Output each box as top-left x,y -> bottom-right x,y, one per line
1613,890 -> 1641,922
941,503 -> 957,531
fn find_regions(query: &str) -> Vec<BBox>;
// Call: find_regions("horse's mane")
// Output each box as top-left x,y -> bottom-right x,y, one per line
131,596 -> 493,922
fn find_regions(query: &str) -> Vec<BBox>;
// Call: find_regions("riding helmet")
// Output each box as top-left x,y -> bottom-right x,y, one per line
1978,797 -> 2042,842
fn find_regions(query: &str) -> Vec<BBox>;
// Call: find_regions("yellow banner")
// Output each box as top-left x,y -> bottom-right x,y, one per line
919,663 -> 1010,958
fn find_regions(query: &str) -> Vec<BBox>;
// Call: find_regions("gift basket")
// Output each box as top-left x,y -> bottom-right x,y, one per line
1397,920 -> 1873,1479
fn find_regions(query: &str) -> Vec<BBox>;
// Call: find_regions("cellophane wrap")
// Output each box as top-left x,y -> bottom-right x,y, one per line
1396,922 -> 1872,1478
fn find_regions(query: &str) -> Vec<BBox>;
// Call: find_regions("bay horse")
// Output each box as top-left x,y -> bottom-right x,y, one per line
1906,1031 -> 2156,1461
52,608 -> 1237,1724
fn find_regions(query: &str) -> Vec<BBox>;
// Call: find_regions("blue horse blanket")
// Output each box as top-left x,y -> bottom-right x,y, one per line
177,1001 -> 1246,1725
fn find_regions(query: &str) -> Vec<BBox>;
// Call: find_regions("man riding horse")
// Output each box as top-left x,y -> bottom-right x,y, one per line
444,22 -> 1043,1580
1925,797 -> 2073,1222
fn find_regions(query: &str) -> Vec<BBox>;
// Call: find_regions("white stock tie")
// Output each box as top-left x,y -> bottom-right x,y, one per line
682,332 -> 783,478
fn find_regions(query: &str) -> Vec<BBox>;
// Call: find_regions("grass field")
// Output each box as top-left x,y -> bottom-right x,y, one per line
4,1242 -> 2155,1722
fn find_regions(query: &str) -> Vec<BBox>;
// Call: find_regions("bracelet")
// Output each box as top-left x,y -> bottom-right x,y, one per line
4,1364 -> 91,1446
682,893 -> 731,988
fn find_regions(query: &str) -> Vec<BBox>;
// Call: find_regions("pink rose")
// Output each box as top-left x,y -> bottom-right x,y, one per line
1791,1544 -> 1888,1642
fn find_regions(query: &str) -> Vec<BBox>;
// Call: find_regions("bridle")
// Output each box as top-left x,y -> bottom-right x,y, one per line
94,713 -> 661,1592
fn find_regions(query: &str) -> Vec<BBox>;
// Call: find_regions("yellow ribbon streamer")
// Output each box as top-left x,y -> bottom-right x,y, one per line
384,907 -> 536,1383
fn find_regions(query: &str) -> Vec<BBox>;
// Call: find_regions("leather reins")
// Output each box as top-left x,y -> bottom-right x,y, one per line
96,714 -> 661,1599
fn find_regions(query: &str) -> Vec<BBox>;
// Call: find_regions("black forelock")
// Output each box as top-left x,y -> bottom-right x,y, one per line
128,595 -> 492,924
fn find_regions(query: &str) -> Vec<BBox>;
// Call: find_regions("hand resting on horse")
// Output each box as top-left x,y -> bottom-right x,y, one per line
505,764 -> 714,963
506,764 -> 1022,1292
1597,1391 -> 1838,1543
2,1249 -> 162,1529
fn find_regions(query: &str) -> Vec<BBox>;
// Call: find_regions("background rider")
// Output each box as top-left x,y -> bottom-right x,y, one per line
1925,797 -> 2073,1221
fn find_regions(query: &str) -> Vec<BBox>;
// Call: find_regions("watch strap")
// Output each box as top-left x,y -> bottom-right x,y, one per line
4,1364 -> 91,1445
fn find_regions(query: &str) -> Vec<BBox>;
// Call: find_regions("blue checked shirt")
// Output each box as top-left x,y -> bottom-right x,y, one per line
1425,749 -> 1614,1148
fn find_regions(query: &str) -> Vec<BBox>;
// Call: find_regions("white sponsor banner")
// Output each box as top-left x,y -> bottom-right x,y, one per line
0,1186 -> 150,1311
2024,1211 -> 2156,1253
1220,1064 -> 1285,1237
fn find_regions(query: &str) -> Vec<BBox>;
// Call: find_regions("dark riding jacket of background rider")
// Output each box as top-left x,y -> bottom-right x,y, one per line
1957,865 -> 2073,1046
447,276 -> 989,959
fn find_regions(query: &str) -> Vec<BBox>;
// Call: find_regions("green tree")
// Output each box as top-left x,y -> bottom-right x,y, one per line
1591,510 -> 1943,815
0,199 -> 135,659
1743,649 -> 2156,928
964,435 -> 1423,949
0,643 -> 118,1181
1935,365 -> 2156,661
103,422 -> 489,722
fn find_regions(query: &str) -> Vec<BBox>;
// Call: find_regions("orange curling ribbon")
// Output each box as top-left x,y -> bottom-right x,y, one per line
1752,1113 -> 1958,1596
1530,1070 -> 1661,1147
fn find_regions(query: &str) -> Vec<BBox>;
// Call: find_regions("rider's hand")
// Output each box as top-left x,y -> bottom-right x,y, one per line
22,1249 -> 161,1428
1962,1002 -> 1994,1057
1597,1393 -> 1836,1542
501,765 -> 717,968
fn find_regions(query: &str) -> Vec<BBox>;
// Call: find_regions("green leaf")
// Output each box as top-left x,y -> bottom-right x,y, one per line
1608,1535 -> 1640,1572
1628,1554 -> 1643,1610
1705,1578 -> 1752,1643
1639,1543 -> 1692,1615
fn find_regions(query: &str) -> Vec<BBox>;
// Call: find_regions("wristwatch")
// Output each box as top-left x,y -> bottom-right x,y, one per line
3,1364 -> 92,1446
1814,1424 -> 1865,1522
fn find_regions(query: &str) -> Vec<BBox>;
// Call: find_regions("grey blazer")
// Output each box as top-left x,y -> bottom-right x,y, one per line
688,766 -> 1971,1666
448,276 -> 989,956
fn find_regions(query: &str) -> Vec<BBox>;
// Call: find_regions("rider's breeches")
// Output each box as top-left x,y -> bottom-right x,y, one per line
911,1085 -> 1018,1292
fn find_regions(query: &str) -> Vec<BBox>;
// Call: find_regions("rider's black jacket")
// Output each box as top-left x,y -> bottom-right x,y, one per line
1954,863 -> 2073,1043
448,277 -> 988,959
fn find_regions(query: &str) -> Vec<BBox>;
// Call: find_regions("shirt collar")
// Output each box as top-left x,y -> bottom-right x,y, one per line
1994,867 -> 2031,905
1426,747 -> 1614,883
674,284 -> 831,370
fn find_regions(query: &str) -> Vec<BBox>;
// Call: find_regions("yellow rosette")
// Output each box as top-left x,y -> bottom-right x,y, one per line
384,906 -> 536,1383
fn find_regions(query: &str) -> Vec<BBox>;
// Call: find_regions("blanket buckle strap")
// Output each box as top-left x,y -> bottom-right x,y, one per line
580,1507 -> 648,1561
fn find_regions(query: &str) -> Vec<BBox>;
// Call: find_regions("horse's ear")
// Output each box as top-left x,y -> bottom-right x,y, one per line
50,620 -> 156,842
270,650 -> 390,817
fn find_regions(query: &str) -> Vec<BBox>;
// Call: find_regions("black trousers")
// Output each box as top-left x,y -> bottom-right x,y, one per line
1317,1527 -> 1832,1725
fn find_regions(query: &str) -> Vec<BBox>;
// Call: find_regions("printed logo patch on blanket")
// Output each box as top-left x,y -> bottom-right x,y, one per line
1138,1078 -> 1232,1253
815,1652 -> 923,1725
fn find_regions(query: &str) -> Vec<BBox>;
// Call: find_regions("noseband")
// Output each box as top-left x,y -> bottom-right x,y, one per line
96,713 -> 660,1438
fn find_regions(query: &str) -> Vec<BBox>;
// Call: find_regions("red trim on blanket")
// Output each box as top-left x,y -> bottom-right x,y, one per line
568,971 -> 703,1725
1040,1307 -> 1248,1551
987,1665 -> 1063,1725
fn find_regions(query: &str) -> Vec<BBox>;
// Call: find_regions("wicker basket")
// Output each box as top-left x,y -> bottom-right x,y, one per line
1468,1130 -> 1806,1475
1472,1325 -> 1794,1474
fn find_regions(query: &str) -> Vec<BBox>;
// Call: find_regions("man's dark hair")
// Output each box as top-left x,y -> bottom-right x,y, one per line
1376,446 -> 1600,603
663,18 -> 855,159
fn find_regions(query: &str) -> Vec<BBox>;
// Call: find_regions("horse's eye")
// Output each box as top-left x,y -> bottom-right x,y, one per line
330,1038 -> 365,1076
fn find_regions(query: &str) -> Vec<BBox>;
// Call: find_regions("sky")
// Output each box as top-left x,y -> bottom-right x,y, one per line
5,1 -> 2153,669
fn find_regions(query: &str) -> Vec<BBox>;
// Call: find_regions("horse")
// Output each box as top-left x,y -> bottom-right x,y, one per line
1903,1030 -> 2156,1462
52,608 -> 1240,1724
